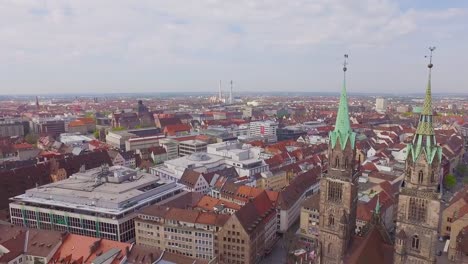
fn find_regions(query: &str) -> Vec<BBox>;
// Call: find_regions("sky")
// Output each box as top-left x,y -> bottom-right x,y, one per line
0,0 -> 467,95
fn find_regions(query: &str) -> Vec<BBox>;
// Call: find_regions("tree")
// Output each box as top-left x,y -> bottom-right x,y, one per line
24,133 -> 39,145
93,130 -> 100,139
112,126 -> 125,131
444,174 -> 457,190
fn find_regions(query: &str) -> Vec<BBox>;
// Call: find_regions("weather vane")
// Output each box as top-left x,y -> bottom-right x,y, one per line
343,54 -> 348,72
425,46 -> 436,69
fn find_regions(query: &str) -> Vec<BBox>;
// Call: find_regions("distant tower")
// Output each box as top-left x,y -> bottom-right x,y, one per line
229,80 -> 233,104
319,54 -> 358,264
393,47 -> 441,264
218,80 -> 223,102
35,96 -> 40,110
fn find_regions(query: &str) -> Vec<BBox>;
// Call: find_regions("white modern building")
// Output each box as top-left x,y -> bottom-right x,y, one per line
249,121 -> 278,143
9,166 -> 184,242
152,142 -> 269,182
179,140 -> 207,156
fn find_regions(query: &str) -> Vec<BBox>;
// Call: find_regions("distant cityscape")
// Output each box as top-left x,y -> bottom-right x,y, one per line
0,53 -> 466,264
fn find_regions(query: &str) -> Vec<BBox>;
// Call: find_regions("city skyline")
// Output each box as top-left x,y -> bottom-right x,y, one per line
1,0 -> 468,94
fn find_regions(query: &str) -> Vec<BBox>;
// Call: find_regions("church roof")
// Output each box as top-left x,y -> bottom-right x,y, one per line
345,228 -> 394,264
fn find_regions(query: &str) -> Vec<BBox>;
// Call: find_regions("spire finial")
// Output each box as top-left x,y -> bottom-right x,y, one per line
343,54 -> 348,72
426,46 -> 435,69
420,46 -> 436,117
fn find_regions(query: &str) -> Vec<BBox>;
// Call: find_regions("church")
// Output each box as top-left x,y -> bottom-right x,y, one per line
318,50 -> 441,264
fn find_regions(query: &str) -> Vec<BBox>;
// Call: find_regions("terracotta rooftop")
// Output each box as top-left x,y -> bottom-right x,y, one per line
51,233 -> 130,264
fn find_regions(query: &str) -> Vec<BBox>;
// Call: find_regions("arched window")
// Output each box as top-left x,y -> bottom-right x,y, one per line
412,235 -> 420,249
430,172 -> 435,183
345,158 -> 349,169
327,243 -> 332,253
418,170 -> 424,184
335,156 -> 340,168
407,168 -> 411,179
328,214 -> 335,226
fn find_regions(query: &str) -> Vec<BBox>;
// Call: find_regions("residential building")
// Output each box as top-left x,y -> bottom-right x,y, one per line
9,165 -> 184,242
149,146 -> 168,164
108,149 -> 136,168
0,224 -> 64,264
135,205 -> 229,261
217,191 -> 277,264
255,171 -> 287,191
276,167 -> 321,233
299,193 -> 320,242
376,97 -> 388,113
441,186 -> 468,237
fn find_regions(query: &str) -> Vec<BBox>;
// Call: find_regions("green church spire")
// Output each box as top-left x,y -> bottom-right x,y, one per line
375,194 -> 381,215
329,54 -> 356,150
406,47 -> 442,164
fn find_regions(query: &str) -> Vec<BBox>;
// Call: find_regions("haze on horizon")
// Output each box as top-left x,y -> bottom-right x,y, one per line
1,0 -> 467,95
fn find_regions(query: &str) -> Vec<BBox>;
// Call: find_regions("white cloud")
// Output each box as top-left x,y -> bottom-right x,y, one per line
0,0 -> 466,93
0,0 -> 464,63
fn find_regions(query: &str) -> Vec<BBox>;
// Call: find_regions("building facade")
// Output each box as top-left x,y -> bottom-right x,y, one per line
319,63 -> 359,264
393,58 -> 442,264
10,166 -> 184,242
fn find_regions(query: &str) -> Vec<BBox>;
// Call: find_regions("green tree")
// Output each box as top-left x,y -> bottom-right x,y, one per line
93,130 -> 100,139
25,133 -> 39,144
444,174 -> 457,190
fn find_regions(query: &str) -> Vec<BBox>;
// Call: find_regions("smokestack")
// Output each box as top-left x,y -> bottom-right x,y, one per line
219,80 -> 222,101
36,96 -> 40,110
229,80 -> 233,104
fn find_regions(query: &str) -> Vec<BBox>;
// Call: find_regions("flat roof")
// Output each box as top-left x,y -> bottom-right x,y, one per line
11,166 -> 184,215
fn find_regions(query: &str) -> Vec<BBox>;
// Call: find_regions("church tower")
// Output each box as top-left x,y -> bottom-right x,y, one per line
319,54 -> 358,264
394,47 -> 442,264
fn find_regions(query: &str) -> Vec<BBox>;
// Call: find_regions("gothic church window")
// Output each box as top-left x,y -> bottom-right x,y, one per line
335,156 -> 340,168
327,243 -> 332,253
345,158 -> 349,169
411,235 -> 420,250
327,182 -> 343,202
408,198 -> 427,222
418,170 -> 423,184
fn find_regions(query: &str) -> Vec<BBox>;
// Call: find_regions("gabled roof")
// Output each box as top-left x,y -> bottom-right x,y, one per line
234,191 -> 275,234
179,169 -> 203,188
276,167 -> 321,210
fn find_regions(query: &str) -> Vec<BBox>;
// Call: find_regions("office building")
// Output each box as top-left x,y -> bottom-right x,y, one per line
178,140 -> 207,156
249,121 -> 278,143
10,165 -> 184,242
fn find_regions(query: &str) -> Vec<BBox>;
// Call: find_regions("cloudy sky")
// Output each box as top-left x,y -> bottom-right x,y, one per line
0,0 -> 467,95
